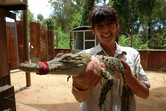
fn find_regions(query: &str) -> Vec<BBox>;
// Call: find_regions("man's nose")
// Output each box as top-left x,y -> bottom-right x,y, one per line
102,25 -> 109,32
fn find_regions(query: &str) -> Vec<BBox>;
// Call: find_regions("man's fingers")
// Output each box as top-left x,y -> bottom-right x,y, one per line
101,63 -> 106,69
120,59 -> 130,70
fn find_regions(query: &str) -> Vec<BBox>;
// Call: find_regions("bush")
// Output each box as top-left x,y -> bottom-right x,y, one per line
54,27 -> 70,49
119,35 -> 149,49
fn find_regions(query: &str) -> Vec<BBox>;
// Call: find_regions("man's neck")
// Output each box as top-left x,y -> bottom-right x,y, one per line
100,42 -> 116,57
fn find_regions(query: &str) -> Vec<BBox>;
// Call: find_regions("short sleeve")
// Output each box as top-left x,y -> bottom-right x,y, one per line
135,52 -> 151,88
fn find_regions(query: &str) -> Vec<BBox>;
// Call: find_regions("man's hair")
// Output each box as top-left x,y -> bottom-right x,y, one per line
89,5 -> 120,42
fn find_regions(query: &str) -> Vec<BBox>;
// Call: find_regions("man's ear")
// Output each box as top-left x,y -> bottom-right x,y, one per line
92,30 -> 96,34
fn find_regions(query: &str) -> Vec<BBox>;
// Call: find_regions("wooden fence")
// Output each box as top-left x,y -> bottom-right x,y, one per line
139,50 -> 166,71
6,21 -> 54,70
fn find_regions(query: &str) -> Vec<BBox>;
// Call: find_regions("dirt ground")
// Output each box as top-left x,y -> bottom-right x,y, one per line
10,70 -> 166,111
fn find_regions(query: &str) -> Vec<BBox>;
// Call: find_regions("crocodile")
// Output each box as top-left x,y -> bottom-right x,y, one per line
19,53 -> 132,111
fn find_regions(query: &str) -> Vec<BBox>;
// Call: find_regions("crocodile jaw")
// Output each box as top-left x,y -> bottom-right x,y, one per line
18,63 -> 39,73
48,63 -> 86,76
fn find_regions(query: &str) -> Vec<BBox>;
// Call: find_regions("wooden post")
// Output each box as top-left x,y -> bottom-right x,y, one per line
56,32 -> 58,48
0,85 -> 16,111
0,8 -> 8,78
47,30 -> 55,60
131,27 -> 133,47
0,8 -> 11,86
23,0 -> 31,87
70,32 -> 72,51
6,22 -> 19,70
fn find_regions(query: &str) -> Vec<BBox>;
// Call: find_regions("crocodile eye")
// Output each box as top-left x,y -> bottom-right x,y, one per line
56,53 -> 64,57
63,56 -> 72,61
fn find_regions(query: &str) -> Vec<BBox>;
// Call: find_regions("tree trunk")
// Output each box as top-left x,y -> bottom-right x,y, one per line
81,0 -> 95,26
148,20 -> 152,40
130,27 -> 133,47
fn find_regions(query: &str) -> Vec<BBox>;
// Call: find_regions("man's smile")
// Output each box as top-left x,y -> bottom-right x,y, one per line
102,33 -> 112,38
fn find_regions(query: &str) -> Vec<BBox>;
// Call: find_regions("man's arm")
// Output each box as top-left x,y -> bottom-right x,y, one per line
121,60 -> 149,99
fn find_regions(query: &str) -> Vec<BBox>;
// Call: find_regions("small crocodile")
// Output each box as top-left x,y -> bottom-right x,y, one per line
19,53 -> 132,111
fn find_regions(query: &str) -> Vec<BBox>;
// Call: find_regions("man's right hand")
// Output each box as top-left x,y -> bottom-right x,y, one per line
72,56 -> 103,90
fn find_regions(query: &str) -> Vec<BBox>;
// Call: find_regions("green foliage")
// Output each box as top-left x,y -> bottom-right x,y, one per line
54,27 -> 70,48
43,17 -> 55,30
49,0 -> 84,32
111,0 -> 140,34
81,0 -> 95,26
111,0 -> 165,49
37,14 -> 44,23
119,35 -> 149,49
148,31 -> 166,49
119,35 -> 131,47
69,12 -> 82,29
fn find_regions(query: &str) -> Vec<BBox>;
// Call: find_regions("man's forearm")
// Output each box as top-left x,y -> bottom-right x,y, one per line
72,86 -> 90,102
126,75 -> 149,99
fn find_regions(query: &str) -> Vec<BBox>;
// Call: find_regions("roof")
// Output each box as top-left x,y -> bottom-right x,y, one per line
0,0 -> 26,10
71,26 -> 92,32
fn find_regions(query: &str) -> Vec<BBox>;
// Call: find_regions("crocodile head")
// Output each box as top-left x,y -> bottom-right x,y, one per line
47,53 -> 91,76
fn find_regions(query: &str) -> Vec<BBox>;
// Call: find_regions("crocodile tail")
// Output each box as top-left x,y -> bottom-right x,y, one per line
121,86 -> 133,111
99,79 -> 113,109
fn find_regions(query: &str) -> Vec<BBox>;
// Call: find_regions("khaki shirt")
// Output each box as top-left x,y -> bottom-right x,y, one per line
79,43 -> 150,111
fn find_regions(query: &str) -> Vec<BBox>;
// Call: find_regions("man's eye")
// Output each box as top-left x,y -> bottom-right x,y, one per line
97,25 -> 102,28
107,23 -> 113,26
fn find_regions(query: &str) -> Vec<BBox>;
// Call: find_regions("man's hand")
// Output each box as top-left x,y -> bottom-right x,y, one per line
72,56 -> 102,90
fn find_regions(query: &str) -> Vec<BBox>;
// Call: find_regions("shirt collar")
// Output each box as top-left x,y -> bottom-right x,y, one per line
95,42 -> 127,57
114,42 -> 127,57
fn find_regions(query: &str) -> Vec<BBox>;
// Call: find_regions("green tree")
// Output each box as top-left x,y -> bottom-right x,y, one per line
137,0 -> 166,48
110,0 -> 165,49
49,0 -> 84,31
137,0 -> 157,40
37,14 -> 44,23
54,27 -> 70,48
81,0 -> 95,25
119,35 -> 149,49
111,0 -> 140,35
43,17 -> 55,30
69,12 -> 82,29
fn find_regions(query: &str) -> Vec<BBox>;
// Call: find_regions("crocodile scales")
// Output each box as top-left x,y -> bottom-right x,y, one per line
19,53 -> 132,111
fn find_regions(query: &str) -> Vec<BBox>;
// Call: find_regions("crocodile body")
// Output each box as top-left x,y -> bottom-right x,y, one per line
19,53 -> 132,111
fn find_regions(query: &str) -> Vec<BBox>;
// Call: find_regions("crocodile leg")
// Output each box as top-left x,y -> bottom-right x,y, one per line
99,68 -> 114,109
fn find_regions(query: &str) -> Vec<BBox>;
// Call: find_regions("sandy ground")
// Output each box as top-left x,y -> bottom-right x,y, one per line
10,70 -> 166,111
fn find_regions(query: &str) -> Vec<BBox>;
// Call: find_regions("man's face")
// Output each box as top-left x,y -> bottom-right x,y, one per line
93,20 -> 119,45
